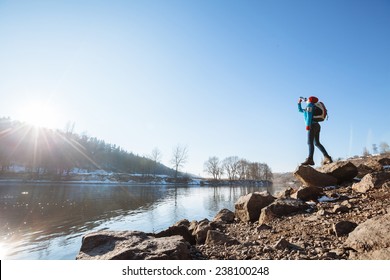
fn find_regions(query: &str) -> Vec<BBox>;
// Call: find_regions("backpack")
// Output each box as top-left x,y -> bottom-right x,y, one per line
313,101 -> 328,122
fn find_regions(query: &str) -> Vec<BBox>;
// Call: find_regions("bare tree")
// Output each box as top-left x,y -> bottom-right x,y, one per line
150,147 -> 162,175
237,159 -> 249,180
245,162 -> 269,180
170,144 -> 188,179
64,121 -> 75,135
363,147 -> 370,157
247,162 -> 260,180
372,144 -> 378,155
222,156 -> 240,181
379,142 -> 390,154
260,163 -> 273,181
204,156 -> 222,180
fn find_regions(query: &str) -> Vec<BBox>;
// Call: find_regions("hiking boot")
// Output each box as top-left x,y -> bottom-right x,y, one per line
322,156 -> 333,165
301,158 -> 315,166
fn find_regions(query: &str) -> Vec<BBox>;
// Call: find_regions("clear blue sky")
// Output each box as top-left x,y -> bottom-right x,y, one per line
1,0 -> 389,176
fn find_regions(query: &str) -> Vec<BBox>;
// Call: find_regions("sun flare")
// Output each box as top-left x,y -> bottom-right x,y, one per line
18,101 -> 60,129
0,242 -> 9,259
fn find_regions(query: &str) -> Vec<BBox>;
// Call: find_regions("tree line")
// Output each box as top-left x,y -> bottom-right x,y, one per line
363,142 -> 390,157
0,117 -> 178,177
204,156 -> 273,181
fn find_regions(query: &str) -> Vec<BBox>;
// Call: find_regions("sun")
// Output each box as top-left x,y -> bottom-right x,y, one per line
18,100 -> 61,129
0,242 -> 9,259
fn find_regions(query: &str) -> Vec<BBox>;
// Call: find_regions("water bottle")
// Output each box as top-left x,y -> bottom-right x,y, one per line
299,96 -> 307,102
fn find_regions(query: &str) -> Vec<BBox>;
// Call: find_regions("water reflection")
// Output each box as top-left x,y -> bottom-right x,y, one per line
0,183 -> 285,259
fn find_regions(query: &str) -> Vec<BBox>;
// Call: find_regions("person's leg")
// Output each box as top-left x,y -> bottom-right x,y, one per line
308,129 -> 315,159
301,126 -> 315,165
313,123 -> 332,163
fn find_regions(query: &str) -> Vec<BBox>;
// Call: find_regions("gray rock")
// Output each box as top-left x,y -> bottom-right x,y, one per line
213,208 -> 235,223
316,209 -> 327,216
234,192 -> 275,222
294,165 -> 338,188
290,186 -> 324,201
340,200 -> 353,208
257,224 -> 272,231
332,205 -> 350,214
356,163 -> 377,179
345,213 -> 390,255
273,238 -> 303,251
318,161 -> 358,184
76,231 -> 191,260
352,172 -> 390,193
351,248 -> 390,260
174,219 -> 190,228
274,238 -> 291,250
332,221 -> 357,237
329,248 -> 346,258
193,219 -> 212,245
205,230 -> 240,246
188,220 -> 198,234
275,187 -> 295,199
378,157 -> 390,166
154,225 -> 196,245
356,159 -> 383,178
259,199 -> 310,225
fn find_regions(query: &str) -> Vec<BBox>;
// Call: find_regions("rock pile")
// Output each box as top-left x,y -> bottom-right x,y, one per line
76,231 -> 192,260
76,155 -> 390,260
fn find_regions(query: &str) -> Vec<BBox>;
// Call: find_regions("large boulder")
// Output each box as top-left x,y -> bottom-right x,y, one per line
290,186 -> 324,201
345,213 -> 390,260
154,225 -> 196,245
352,172 -> 390,193
259,199 -> 311,225
293,165 -> 338,187
318,161 -> 358,184
213,208 -> 235,223
188,220 -> 198,234
234,192 -> 275,222
193,219 -> 212,244
378,156 -> 390,167
173,219 -> 191,228
353,248 -> 390,260
348,156 -> 390,178
355,163 -> 380,179
275,187 -> 295,199
356,159 -> 384,178
76,231 -> 191,260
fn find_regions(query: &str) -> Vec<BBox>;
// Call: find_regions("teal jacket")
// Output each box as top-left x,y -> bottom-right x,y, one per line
298,102 -> 316,128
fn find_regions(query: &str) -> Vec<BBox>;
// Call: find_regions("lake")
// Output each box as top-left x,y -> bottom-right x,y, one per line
0,182 -> 286,260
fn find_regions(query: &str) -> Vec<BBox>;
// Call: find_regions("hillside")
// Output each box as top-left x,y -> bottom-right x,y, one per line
0,117 -> 176,180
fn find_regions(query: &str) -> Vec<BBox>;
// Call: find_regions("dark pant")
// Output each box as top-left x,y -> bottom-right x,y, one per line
308,122 -> 329,159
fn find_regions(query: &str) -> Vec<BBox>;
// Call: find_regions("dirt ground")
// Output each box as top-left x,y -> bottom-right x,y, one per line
195,181 -> 390,260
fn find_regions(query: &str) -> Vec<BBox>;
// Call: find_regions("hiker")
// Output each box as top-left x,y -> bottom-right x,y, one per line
298,96 -> 332,166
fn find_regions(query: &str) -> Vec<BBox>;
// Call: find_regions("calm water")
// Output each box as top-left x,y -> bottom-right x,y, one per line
0,182 -> 286,260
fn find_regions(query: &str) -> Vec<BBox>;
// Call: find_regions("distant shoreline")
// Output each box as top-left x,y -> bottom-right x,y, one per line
0,177 -> 201,185
0,175 -> 272,187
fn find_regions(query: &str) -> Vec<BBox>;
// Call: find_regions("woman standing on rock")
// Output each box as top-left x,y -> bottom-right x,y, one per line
298,96 -> 333,166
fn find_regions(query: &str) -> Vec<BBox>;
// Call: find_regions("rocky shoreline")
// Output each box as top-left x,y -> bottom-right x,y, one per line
76,155 -> 390,260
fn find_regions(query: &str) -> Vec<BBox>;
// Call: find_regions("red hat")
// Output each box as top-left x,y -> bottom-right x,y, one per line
308,96 -> 318,103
